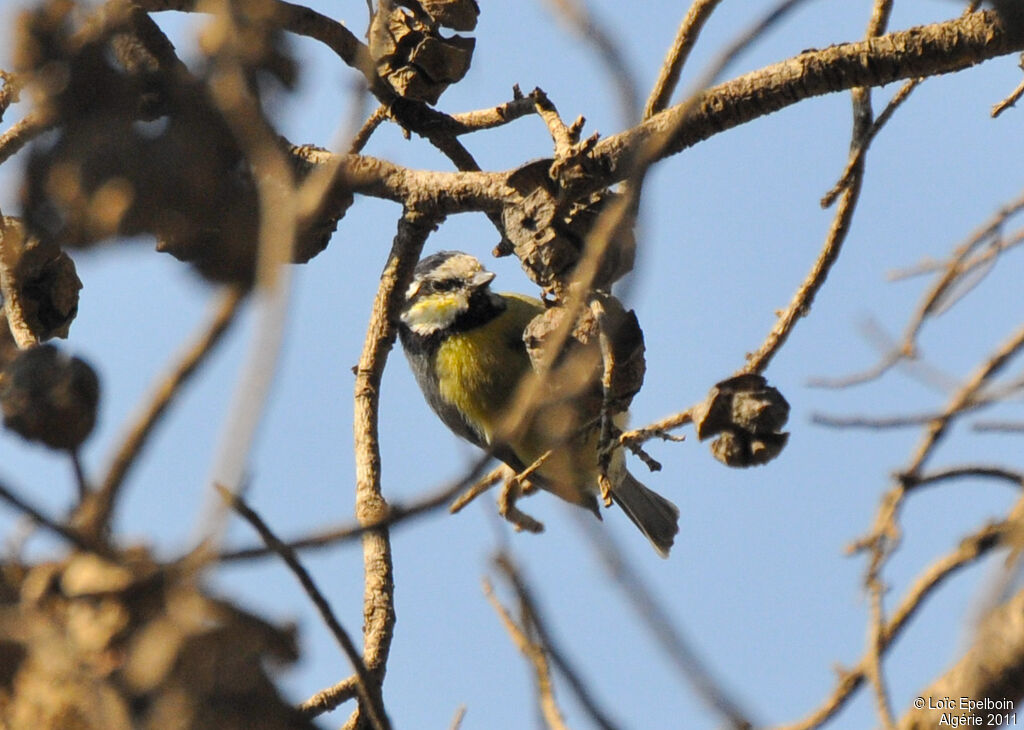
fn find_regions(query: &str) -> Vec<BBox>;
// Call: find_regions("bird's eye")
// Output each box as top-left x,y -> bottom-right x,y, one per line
431,278 -> 458,292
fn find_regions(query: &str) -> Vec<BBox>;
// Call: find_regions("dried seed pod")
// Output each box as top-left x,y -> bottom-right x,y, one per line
18,0 -> 312,286
416,0 -> 479,30
522,292 -> 645,414
0,217 -> 81,344
694,374 -> 790,467
0,550 -> 314,730
369,4 -> 475,104
0,344 -> 99,451
502,160 -> 636,295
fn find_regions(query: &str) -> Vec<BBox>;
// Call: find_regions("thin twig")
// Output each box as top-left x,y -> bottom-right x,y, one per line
200,3 -> 299,551
491,554 -> 620,730
70,450 -> 89,503
347,209 -> 436,729
739,156 -> 861,376
543,0 -> 640,122
482,576 -> 569,730
83,287 -> 243,538
619,409 -> 694,446
903,465 -> 1024,490
813,188 -> 1024,389
217,486 -> 390,729
0,477 -> 109,556
580,516 -> 753,729
903,323 -> 1024,478
449,465 -> 509,514
992,53 -> 1024,116
851,323 -> 1024,730
821,77 -> 920,208
738,0 -> 874,377
775,518 -> 1011,730
350,105 -> 388,154
643,0 -> 724,119
219,454 -> 494,562
0,111 -> 52,167
300,676 -> 360,717
449,705 -> 467,730
448,90 -> 536,132
973,420 -> 1024,433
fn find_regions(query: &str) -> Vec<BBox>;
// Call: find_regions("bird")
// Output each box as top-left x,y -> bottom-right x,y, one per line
397,250 -> 680,556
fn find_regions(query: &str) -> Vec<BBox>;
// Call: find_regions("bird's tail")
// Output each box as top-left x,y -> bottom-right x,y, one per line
610,472 -> 680,558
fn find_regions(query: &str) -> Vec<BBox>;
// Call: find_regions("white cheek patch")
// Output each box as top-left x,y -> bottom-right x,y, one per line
401,292 -> 467,335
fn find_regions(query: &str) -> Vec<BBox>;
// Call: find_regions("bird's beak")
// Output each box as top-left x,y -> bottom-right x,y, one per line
470,270 -> 496,289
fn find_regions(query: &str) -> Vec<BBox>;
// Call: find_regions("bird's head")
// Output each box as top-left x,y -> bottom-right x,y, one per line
400,251 -> 502,336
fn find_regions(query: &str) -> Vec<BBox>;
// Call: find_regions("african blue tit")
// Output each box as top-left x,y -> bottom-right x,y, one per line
397,250 -> 680,557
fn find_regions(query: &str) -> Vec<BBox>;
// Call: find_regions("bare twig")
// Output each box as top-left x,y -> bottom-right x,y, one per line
903,465 -> 1024,490
350,105 -> 388,154
449,705 -> 467,730
449,465 -> 509,514
903,323 -> 1024,478
992,53 -> 1024,116
448,90 -> 536,132
974,420 -> 1024,433
488,553 -> 620,730
813,189 -> 1024,389
580,517 -> 753,729
483,576 -> 568,730
347,209 -> 436,729
543,0 -> 640,122
217,486 -> 389,729
70,450 -> 89,502
731,0 -> 875,377
739,177 -> 858,376
777,518 -> 1012,730
0,476 -> 109,556
0,111 -> 52,167
300,676 -> 360,717
820,77 -> 920,208
643,0 -> 724,119
619,409 -> 694,446
81,287 -> 243,538
219,454 -> 494,562
199,0 -> 299,550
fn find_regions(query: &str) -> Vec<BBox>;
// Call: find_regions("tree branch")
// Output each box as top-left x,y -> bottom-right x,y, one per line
347,208 -> 437,729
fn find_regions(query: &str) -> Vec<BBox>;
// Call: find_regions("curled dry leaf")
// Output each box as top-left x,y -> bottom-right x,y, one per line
369,3 -> 475,104
694,373 -> 790,467
16,0 -> 334,286
0,343 -> 99,451
418,0 -> 479,31
503,160 -> 636,295
0,216 -> 81,344
0,550 -> 315,730
523,292 -> 645,421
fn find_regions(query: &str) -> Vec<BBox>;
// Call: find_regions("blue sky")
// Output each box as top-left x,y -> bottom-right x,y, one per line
2,1 -> 1024,728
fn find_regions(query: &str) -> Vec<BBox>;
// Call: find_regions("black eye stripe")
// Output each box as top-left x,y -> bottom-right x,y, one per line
431,278 -> 459,292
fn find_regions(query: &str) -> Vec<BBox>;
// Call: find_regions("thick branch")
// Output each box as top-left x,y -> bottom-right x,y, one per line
899,588 -> 1024,729
296,11 -> 1024,219
348,209 -> 436,728
593,10 -> 1024,184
